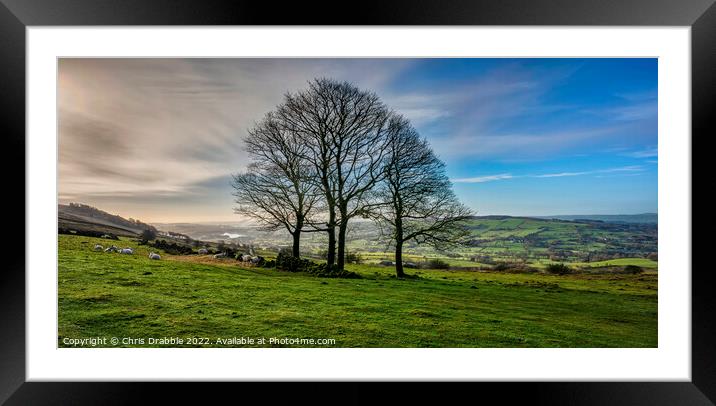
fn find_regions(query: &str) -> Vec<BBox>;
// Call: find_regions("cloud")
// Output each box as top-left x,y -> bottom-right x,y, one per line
58,58 -> 414,211
451,173 -> 514,183
534,171 -> 589,178
625,147 -> 658,158
431,123 -> 635,162
454,165 -> 645,184
533,165 -> 644,179
610,102 -> 657,121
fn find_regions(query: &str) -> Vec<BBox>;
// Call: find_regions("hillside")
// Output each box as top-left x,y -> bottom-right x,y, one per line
536,213 -> 657,224
59,203 -> 157,237
58,234 -> 657,348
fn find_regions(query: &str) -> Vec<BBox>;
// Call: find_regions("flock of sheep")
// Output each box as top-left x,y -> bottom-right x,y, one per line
214,252 -> 264,265
198,247 -> 264,264
93,244 -> 161,260
92,243 -> 261,264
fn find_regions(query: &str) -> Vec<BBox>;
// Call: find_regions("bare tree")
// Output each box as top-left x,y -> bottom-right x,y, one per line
232,113 -> 318,258
375,116 -> 473,277
277,78 -> 391,270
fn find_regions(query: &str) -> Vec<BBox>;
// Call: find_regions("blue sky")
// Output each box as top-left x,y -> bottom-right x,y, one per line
383,58 -> 658,216
59,58 -> 657,222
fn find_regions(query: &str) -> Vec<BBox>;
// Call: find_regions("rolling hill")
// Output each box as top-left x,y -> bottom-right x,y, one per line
58,203 -> 157,237
57,203 -> 657,266
536,213 -> 657,224
152,214 -> 658,265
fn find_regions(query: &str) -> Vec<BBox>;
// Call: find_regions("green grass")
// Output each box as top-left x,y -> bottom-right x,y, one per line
58,234 -> 657,348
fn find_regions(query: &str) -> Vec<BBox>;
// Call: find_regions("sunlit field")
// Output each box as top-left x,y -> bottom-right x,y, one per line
59,235 -> 657,348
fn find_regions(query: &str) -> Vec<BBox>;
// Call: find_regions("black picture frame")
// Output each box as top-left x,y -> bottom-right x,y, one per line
1,0 -> 712,404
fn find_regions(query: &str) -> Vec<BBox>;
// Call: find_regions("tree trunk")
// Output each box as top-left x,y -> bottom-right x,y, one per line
326,208 -> 336,268
326,226 -> 336,268
292,216 -> 303,258
394,215 -> 405,277
395,239 -> 405,278
292,231 -> 301,258
337,220 -> 348,271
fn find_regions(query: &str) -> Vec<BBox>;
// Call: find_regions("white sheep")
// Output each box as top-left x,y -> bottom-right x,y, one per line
148,252 -> 161,260
241,254 -> 253,262
94,244 -> 103,251
104,245 -> 118,253
120,248 -> 134,255
198,248 -> 208,255
213,253 -> 226,259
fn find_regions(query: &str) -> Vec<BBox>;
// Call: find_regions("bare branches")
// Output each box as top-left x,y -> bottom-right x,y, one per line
232,110 -> 320,258
274,78 -> 393,269
233,78 -> 474,273
372,115 -> 474,276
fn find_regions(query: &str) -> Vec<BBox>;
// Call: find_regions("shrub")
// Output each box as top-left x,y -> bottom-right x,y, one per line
306,263 -> 361,279
274,251 -> 360,278
275,251 -> 309,272
623,265 -> 644,274
139,229 -> 157,243
423,258 -> 450,270
492,262 -> 539,273
58,228 -> 118,239
545,263 -> 573,275
345,251 -> 363,264
151,239 -> 194,255
493,262 -> 511,272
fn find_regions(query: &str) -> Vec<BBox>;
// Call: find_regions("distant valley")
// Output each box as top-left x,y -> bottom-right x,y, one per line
59,203 -> 657,266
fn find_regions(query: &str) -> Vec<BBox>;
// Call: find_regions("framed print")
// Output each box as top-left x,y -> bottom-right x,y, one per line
2,0 -> 714,404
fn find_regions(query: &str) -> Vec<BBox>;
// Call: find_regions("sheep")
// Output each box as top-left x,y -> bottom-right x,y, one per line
94,244 -> 104,251
197,248 -> 208,255
213,253 -> 226,259
104,245 -> 118,253
250,256 -> 264,265
241,254 -> 253,262
148,252 -> 161,260
120,248 -> 134,255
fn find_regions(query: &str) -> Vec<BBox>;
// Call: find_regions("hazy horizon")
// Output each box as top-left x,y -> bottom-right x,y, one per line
60,201 -> 657,226
145,212 -> 658,226
59,58 -> 657,223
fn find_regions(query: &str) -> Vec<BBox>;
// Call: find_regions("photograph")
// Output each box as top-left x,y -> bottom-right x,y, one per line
57,57 -> 658,349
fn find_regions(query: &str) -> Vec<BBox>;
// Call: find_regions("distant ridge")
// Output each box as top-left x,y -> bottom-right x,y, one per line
535,213 -> 657,224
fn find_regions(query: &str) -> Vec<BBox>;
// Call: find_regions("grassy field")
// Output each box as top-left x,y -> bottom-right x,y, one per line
58,234 -> 658,348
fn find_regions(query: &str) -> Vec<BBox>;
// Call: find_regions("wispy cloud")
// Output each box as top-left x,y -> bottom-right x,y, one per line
534,171 -> 589,178
625,147 -> 658,158
454,165 -> 645,184
533,165 -> 644,178
452,173 -> 514,183
431,124 -> 635,162
58,58 -> 414,208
